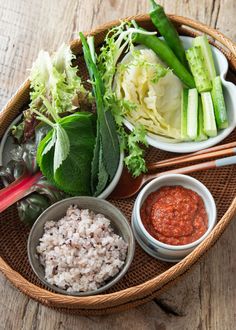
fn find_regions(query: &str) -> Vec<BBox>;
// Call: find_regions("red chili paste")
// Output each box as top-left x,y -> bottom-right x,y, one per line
140,186 -> 208,245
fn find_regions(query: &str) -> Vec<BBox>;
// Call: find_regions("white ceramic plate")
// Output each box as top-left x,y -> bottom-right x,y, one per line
123,36 -> 236,153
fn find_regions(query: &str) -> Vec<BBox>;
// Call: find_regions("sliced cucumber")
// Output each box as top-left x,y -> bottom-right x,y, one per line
186,46 -> 212,93
211,76 -> 228,129
193,35 -> 216,81
187,88 -> 198,140
181,88 -> 189,140
201,92 -> 217,137
195,96 -> 208,141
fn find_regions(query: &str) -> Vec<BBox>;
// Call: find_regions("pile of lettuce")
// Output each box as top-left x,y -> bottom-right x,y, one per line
32,41 -> 120,197
30,44 -> 90,115
30,45 -> 102,196
115,47 -> 183,140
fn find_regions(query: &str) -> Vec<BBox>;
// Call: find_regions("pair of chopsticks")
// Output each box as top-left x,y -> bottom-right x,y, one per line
147,141 -> 236,172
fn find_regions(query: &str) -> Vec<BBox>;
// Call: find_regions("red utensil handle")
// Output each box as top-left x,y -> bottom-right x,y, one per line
0,171 -> 43,213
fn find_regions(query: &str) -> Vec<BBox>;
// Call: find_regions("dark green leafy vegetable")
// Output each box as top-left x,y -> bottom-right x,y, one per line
149,0 -> 188,67
95,142 -> 109,194
37,112 -> 96,195
0,152 -> 65,225
0,160 -> 25,186
10,140 -> 38,173
17,175 -> 66,226
19,177 -> 66,225
17,194 -> 50,226
79,33 -> 120,195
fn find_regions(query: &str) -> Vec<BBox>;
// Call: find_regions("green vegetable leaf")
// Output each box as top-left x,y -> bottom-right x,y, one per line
42,130 -> 56,156
80,33 -> 120,192
123,125 -> 148,177
37,112 -> 96,195
90,124 -> 101,194
53,124 -> 70,173
36,129 -> 53,168
94,143 -> 109,196
151,64 -> 170,83
33,97 -> 70,173
30,44 -> 89,115
18,194 -> 51,226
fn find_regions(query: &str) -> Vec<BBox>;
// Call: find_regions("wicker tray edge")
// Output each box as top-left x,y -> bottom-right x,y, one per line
0,14 -> 236,312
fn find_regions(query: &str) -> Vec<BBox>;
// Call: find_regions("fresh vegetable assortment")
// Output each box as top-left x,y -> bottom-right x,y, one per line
0,0 -> 229,225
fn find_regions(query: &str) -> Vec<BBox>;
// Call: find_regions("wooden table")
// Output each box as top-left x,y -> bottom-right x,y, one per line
0,0 -> 235,329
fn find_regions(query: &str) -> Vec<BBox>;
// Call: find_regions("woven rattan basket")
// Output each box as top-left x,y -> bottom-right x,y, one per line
1,14 -> 236,316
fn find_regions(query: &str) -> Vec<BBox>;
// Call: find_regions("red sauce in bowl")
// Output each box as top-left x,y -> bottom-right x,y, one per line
140,186 -> 208,246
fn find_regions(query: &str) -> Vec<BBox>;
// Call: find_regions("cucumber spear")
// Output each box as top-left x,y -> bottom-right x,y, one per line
186,46 -> 212,93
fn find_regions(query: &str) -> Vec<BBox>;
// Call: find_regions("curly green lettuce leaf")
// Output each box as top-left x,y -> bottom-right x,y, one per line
119,124 -> 148,177
29,44 -> 88,114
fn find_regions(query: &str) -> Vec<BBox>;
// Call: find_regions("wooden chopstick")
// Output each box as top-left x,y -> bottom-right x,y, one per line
147,155 -> 236,182
147,141 -> 236,171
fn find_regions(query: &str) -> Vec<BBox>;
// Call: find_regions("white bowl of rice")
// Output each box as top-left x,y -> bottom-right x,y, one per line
27,197 -> 135,296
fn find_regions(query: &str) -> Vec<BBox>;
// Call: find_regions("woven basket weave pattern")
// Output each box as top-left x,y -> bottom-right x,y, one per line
0,14 -> 236,315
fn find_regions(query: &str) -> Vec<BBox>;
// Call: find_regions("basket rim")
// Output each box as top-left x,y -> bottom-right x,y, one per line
1,13 -> 236,310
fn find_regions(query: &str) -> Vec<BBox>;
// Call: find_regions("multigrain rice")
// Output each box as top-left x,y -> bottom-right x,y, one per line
36,205 -> 128,292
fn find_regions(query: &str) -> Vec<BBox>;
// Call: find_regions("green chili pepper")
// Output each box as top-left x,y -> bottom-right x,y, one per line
149,0 -> 188,68
132,29 -> 195,88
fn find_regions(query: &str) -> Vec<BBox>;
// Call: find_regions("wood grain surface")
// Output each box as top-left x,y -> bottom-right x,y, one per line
0,0 -> 236,329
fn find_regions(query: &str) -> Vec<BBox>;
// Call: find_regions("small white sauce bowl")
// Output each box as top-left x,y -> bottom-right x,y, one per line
132,174 -> 217,263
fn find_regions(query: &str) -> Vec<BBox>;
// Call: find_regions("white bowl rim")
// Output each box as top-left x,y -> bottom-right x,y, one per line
134,174 -> 217,250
